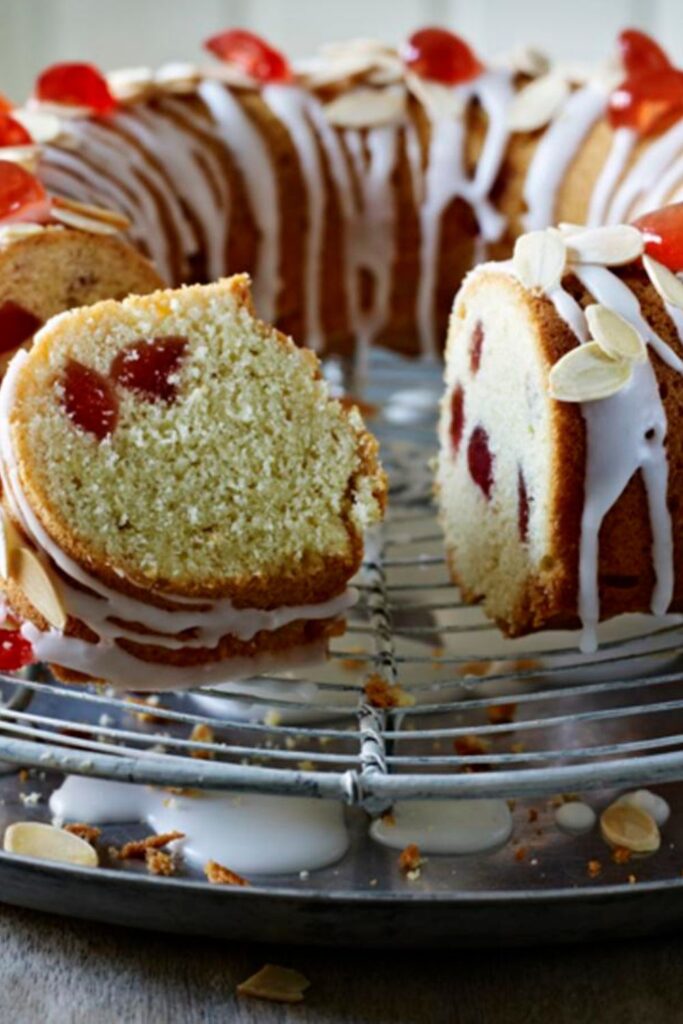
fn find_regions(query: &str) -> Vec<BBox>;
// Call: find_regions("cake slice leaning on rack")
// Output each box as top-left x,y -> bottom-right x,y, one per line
0,275 -> 386,689
436,207 -> 683,652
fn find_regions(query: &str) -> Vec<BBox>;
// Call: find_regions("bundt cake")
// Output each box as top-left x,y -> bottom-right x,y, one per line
2,26 -> 679,362
0,275 -> 385,688
436,210 -> 683,652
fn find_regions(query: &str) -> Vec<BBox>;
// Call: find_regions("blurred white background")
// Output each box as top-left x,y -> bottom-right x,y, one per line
2,0 -> 682,98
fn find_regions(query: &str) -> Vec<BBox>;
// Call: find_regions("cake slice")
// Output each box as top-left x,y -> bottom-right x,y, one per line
0,222 -> 164,374
0,275 -> 385,688
436,215 -> 683,650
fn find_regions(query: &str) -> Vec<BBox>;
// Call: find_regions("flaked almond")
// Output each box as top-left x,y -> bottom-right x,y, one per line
237,964 -> 310,1004
12,108 -> 62,144
0,512 -> 22,580
107,67 -> 155,102
14,546 -> 67,630
643,254 -> 683,310
154,62 -> 201,94
507,72 -> 569,132
52,196 -> 130,231
323,84 -> 406,127
301,47 -> 402,89
405,72 -> 466,120
0,145 -> 41,173
564,224 -> 644,266
0,223 -> 45,246
600,801 -> 660,854
549,342 -> 632,402
585,303 -> 646,362
512,228 -> 566,291
4,821 -> 98,866
495,46 -> 550,78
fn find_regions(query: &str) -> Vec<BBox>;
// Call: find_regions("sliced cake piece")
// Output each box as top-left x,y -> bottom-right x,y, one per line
0,223 -> 164,373
0,275 -> 386,688
436,220 -> 683,650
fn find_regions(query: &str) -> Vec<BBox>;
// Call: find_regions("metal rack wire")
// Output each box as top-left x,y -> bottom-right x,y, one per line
0,351 -> 682,808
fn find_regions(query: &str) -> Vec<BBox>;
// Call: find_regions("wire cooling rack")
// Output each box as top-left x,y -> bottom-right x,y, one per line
0,350 -> 682,809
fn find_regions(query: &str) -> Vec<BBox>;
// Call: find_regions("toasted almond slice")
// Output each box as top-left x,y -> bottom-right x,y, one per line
600,801 -> 660,854
52,196 -> 130,231
107,66 -> 155,102
494,46 -> 550,78
26,99 -> 92,120
405,72 -> 466,120
549,342 -> 633,402
643,254 -> 683,310
0,223 -> 45,246
0,145 -> 41,173
512,228 -> 567,291
14,546 -> 67,630
585,304 -> 647,362
0,513 -> 22,581
564,225 -> 644,266
237,964 -> 310,1004
4,821 -> 99,866
323,84 -> 406,127
11,108 -> 62,145
507,72 -> 569,132
154,62 -> 201,94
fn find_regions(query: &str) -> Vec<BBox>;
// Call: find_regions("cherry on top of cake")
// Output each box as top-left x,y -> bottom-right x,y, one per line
608,28 -> 683,135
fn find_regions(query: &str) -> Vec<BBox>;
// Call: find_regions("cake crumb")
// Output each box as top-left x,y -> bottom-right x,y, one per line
528,808 -> 538,823
204,859 -> 250,886
126,695 -> 164,723
587,859 -> 602,878
64,823 -> 101,845
18,768 -> 28,783
487,703 -> 517,725
611,845 -> 632,865
454,734 -> 490,771
398,843 -> 423,875
189,722 -> 215,759
145,848 -> 175,876
364,673 -> 415,708
380,810 -> 396,827
237,964 -> 310,1004
119,831 -> 184,860
514,847 -> 527,862
628,874 -> 637,884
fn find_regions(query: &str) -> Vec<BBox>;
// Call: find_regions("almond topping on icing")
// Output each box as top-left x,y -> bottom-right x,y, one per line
51,196 -> 130,235
107,67 -> 155,103
14,546 -> 67,630
4,821 -> 99,867
549,342 -> 632,402
585,304 -> 647,362
562,224 -> 644,266
154,63 -> 201,94
495,46 -> 550,78
600,801 -> 660,854
301,40 -> 403,88
323,84 -> 406,127
0,145 -> 41,173
12,109 -> 62,144
643,254 -> 683,310
405,72 -> 466,120
512,228 -> 567,292
507,72 -> 569,132
0,223 -> 45,245
0,512 -> 22,581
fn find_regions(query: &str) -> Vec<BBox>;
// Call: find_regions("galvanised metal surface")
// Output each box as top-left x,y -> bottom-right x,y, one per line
0,349 -> 682,945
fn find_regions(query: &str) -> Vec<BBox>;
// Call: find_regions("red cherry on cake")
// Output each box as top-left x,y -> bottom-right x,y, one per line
0,629 -> 34,671
618,29 -> 671,77
204,29 -> 292,83
110,336 -> 188,403
609,67 -> 683,135
632,202 -> 683,271
62,359 -> 119,440
400,27 -> 483,85
0,161 -> 51,225
467,425 -> 494,499
35,62 -> 117,114
0,301 -> 42,354
0,94 -> 14,115
449,385 -> 465,456
0,114 -> 32,148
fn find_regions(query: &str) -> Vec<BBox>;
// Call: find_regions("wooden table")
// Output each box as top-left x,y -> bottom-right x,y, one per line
0,902 -> 680,1023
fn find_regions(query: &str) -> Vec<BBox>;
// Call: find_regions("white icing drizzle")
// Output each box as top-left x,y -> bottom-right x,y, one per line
0,351 -> 356,689
262,85 -> 326,351
370,798 -> 512,854
524,84 -> 607,231
197,79 -> 280,321
416,70 -> 513,356
607,118 -> 683,224
586,127 -> 635,226
50,775 -> 349,874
